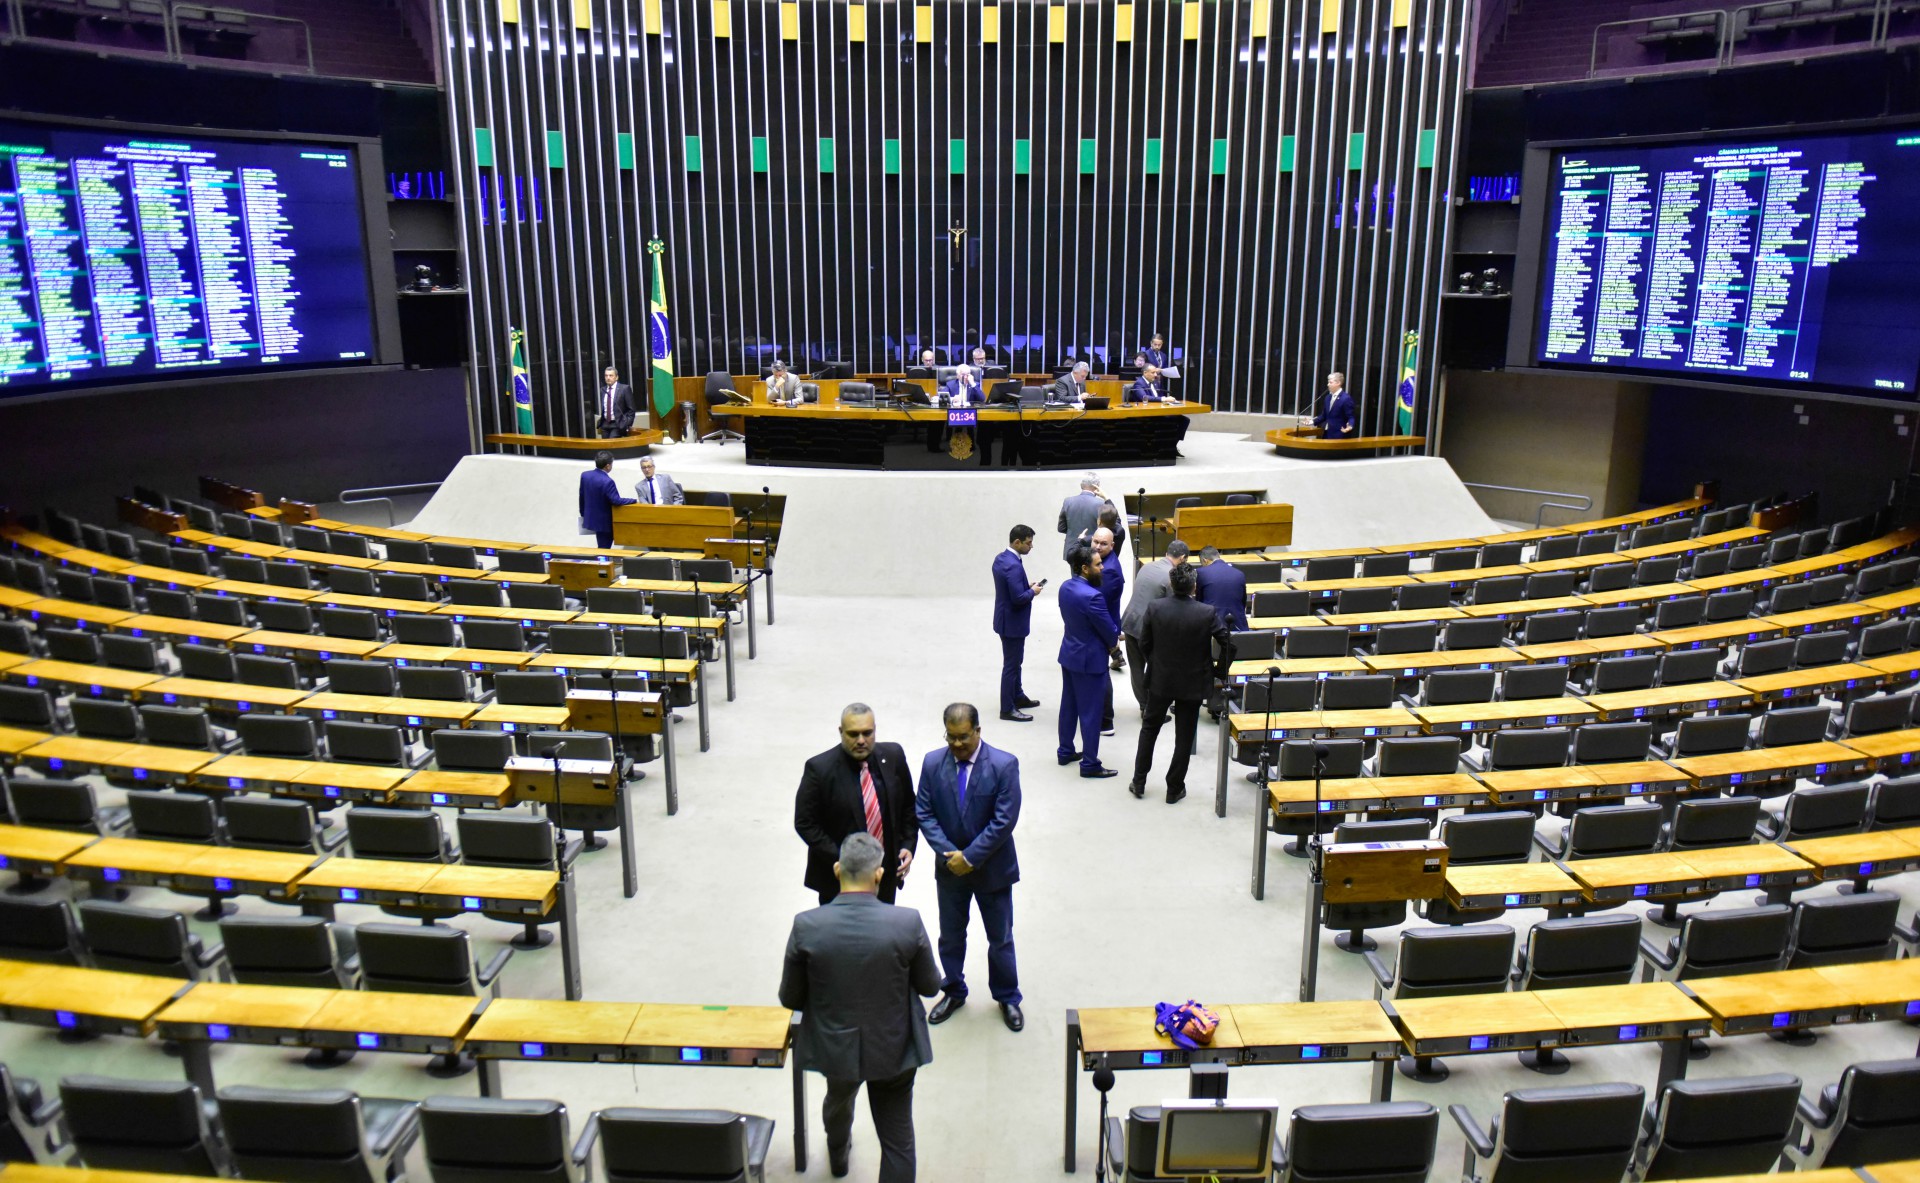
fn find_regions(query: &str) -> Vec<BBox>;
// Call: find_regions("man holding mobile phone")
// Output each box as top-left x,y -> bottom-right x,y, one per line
993,525 -> 1046,722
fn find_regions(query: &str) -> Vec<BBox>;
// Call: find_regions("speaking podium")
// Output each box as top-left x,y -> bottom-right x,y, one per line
1301,840 -> 1450,1002
549,558 -> 619,594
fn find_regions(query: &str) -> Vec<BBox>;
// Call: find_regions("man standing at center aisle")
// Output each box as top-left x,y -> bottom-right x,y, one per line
578,451 -> 635,549
779,832 -> 940,1182
1057,471 -> 1108,565
1131,563 -> 1234,804
1058,544 -> 1120,778
795,704 -> 918,905
1119,539 -> 1189,712
992,526 -> 1044,722
1092,525 -> 1122,737
916,703 -> 1024,1032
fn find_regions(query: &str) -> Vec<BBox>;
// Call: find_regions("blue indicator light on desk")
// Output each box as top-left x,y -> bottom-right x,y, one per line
681,1047 -> 702,1062
1745,874 -> 1761,887
1905,1001 -> 1920,1018
1618,1025 -> 1639,1040
103,868 -> 121,883
503,723 -> 517,733
463,897 -> 481,910
357,1032 -> 381,1049
238,702 -> 252,712
253,644 -> 265,654
341,888 -> 360,902
323,710 -> 336,720
1708,699 -> 1720,708
1816,764 -> 1828,775
208,1023 -> 230,1041
1423,796 -> 1438,806
1402,669 -> 1415,677
47,758 -> 62,771
1140,1052 -> 1163,1066
1629,783 -> 1646,794
1319,802 -> 1334,812
1504,894 -> 1520,906
1859,862 -> 1874,877
407,716 -> 422,727
164,694 -> 177,704
228,777 -> 243,789
56,1011 -> 76,1029
522,1042 -> 546,1057
1730,774 -> 1743,785
1771,1013 -> 1792,1029
1533,790 -> 1548,801
432,793 -> 448,805
1634,708 -> 1646,718
1364,727 -> 1377,737
470,662 -> 483,672
1782,689 -> 1796,699
214,877 -> 233,892
1632,884 -> 1648,898
1300,1045 -> 1322,1059
1904,754 -> 1914,765
0,856 -> 9,870
1546,716 -> 1559,725
1468,1036 -> 1490,1051
324,787 -> 341,799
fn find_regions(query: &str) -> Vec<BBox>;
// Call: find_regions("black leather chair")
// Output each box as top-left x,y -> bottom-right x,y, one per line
1518,611 -> 1582,646
702,371 -> 748,443
221,915 -> 360,990
1636,1074 -> 1800,1180
1364,925 -> 1517,1081
378,572 -> 438,603
432,728 -> 516,772
1760,781 -> 1870,843
60,1075 -> 228,1176
1444,619 -> 1507,650
1583,606 -> 1643,639
77,900 -> 226,980
1251,589 -> 1311,617
383,539 -> 434,565
175,641 -> 237,682
1397,582 -> 1454,611
1536,802 -> 1663,861
1784,1058 -> 1920,1169
1284,627 -> 1350,659
1321,674 -> 1394,712
1569,720 -> 1651,765
225,796 -> 346,854
1274,1101 -> 1438,1183
597,1107 -> 777,1183
1585,563 -> 1634,593
1228,629 -> 1277,662
1263,739 -> 1364,857
392,613 -> 460,647
1418,669 -> 1496,706
1836,693 -> 1913,738
346,807 -> 457,862
238,713 -> 319,758
6,777 -> 126,835
465,619 -> 535,654
585,586 -> 648,615
0,684 -> 57,729
1869,773 -> 1920,831
1509,914 -> 1642,1071
0,896 -> 88,964
0,1059 -> 69,1164
1103,1105 -> 1181,1182
419,1095 -> 593,1183
217,1085 -> 420,1183
1480,542 -> 1524,567
326,659 -> 399,697
1587,655 -> 1658,693
1656,647 -> 1720,685
508,583 -> 567,612
1448,1082 -> 1644,1183
1468,727 -> 1569,773
458,812 -> 580,948
1789,891 -> 1902,967
1423,812 -> 1536,925
398,666 -> 472,703
1500,665 -> 1568,701
1756,704 -> 1833,747
1640,903 -> 1794,1052
355,922 -> 512,998
71,697 -> 139,742
1666,794 -> 1763,850
1660,714 -> 1750,758
319,607 -> 383,642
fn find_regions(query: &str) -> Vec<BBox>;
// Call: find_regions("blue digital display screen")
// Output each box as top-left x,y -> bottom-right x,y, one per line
357,1032 -> 381,1049
1504,894 -> 1521,906
1141,1052 -> 1163,1065
341,888 -> 360,902
1771,1013 -> 1793,1029
1633,884 -> 1649,897
1300,1045 -> 1322,1059
522,1042 -> 546,1057
463,897 -> 482,910
55,1011 -> 76,1029
1468,1035 -> 1490,1051
1618,1024 -> 1639,1040
208,1023 -> 231,1041
680,1047 -> 702,1062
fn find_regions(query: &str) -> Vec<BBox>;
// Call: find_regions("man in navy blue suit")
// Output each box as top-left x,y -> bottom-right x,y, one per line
944,364 -> 985,406
1194,546 -> 1249,631
1142,333 -> 1169,369
1313,371 -> 1357,440
992,525 -> 1044,722
916,702 -> 1024,1032
577,451 -> 635,548
1058,544 -> 1120,778
1125,364 -> 1167,404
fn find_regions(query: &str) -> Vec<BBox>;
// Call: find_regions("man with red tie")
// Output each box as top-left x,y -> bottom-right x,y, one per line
795,704 -> 919,905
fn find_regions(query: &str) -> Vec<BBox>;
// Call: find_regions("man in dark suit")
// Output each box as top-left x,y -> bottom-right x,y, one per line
633,456 -> 684,505
916,703 -> 1023,1032
594,366 -> 639,438
1120,540 -> 1189,710
1051,360 -> 1090,405
779,832 -> 940,1182
944,364 -> 985,406
795,704 -> 919,905
1194,545 -> 1249,631
992,525 -> 1044,722
1056,471 -> 1106,563
577,451 -> 635,549
1093,525 -> 1122,735
1142,333 -> 1169,369
1313,370 -> 1357,439
1130,564 -> 1234,803
1125,364 -> 1167,404
1058,544 -> 1120,778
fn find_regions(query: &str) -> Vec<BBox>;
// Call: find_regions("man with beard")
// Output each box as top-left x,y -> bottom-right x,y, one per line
1057,544 -> 1120,778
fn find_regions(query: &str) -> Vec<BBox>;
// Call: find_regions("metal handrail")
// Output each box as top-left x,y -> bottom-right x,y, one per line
171,3 -> 314,73
1461,482 -> 1594,529
1589,7 -> 1729,76
1723,0 -> 1888,62
336,481 -> 442,528
2,0 -> 313,74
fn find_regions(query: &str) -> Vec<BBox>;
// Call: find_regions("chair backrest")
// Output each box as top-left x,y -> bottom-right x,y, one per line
1472,576 -> 1525,605
1423,669 -> 1495,705
346,808 -> 450,862
1669,795 -> 1764,850
326,533 -> 372,559
1230,630 -> 1278,662
1389,924 -> 1516,999
1670,714 -> 1750,756
1794,630 -> 1850,668
1362,554 -> 1411,577
1334,818 -> 1433,844
1843,694 -> 1912,737
1535,535 -> 1579,561
126,790 -> 219,844
1576,531 -> 1620,556
219,554 -> 268,583
235,653 -> 302,689
548,624 -> 616,657
1585,563 -> 1633,593
217,1085 -> 385,1183
494,671 -> 569,707
1686,549 -> 1731,579
6,778 -> 101,832
623,626 -> 691,660
1705,588 -> 1756,621
252,600 -> 313,633
1283,1102 -> 1438,1183
1517,913 -> 1642,990
1525,571 -> 1577,600
219,915 -> 354,988
1855,618 -> 1909,659
1566,802 -> 1664,859
376,573 -> 434,603
585,587 -> 647,615
138,704 -> 216,750
1481,1083 -> 1645,1183
71,696 -> 139,741
43,627 -> 99,664
76,900 -> 206,978
1583,605 -> 1642,638
1651,596 -> 1707,631
224,796 -> 325,853
624,556 -> 679,581
1590,655 -> 1658,693
1818,1059 -> 1920,1168
679,558 -> 734,584
1643,1074 -> 1801,1180
431,544 -> 480,570
419,1096 -> 582,1183
326,720 -> 408,767
1501,664 -> 1568,701
1396,582 -> 1454,610
1336,587 -> 1397,615
1805,573 -> 1853,605
1520,611 -> 1582,646
1572,720 -> 1651,764
325,659 -> 398,697
315,609 -> 383,645
383,539 -> 433,565
92,578 -> 137,610
322,566 -> 378,597
653,590 -> 714,618
1767,581 -> 1815,614
190,593 -> 248,627
1727,542 -> 1769,571
1759,704 -> 1832,746
0,619 -> 33,654
1438,811 -> 1536,865
1376,736 -> 1460,777
1284,628 -> 1349,659
1304,556 -> 1355,581
355,922 -> 479,994
1637,557 -> 1683,586
1278,739 -> 1363,779
1431,548 -> 1477,571
397,666 -> 469,702
1244,677 -> 1316,714
0,896 -> 86,964
1479,542 -> 1523,567
462,619 -> 529,652
1869,774 -> 1920,830
1779,781 -> 1871,840
1443,619 -> 1506,650
1674,905 -> 1794,978
432,728 -> 514,773
392,613 -> 460,647
458,813 -> 559,869
1252,589 -> 1311,617
1487,728 -> 1570,770
60,1075 -> 224,1176
1321,674 -> 1394,711
239,713 -> 318,758
1790,891 -> 1900,968
1373,622 -> 1439,655
597,1108 -> 760,1182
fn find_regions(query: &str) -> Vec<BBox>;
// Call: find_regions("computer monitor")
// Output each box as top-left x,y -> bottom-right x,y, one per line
1082,395 -> 1110,410
813,360 -> 855,380
988,380 -> 1022,404
1154,1100 -> 1279,1180
980,365 -> 1009,381
1117,366 -> 1144,381
904,366 -> 936,380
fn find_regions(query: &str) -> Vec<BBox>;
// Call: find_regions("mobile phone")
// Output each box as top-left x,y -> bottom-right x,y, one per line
1037,578 -> 1049,587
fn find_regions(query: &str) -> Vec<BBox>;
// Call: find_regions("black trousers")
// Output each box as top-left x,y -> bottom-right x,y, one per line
824,1069 -> 918,1183
1123,635 -> 1150,708
592,529 -> 614,548
596,417 -> 626,439
1132,692 -> 1202,793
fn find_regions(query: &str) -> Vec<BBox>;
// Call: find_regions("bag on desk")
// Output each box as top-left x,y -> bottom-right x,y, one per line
1154,1000 -> 1219,1050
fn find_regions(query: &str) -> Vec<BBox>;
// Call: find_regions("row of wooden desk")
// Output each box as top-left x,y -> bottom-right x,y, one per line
1062,959 -> 1920,1170
0,960 -> 811,1170
0,825 -> 584,1000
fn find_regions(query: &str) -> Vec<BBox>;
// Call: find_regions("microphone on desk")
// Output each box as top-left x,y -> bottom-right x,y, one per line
1092,1065 -> 1118,1183
597,668 -> 628,783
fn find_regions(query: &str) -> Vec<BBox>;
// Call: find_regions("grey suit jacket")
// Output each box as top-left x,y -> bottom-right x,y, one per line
1057,491 -> 1107,561
1120,557 -> 1176,638
634,473 -> 684,505
766,372 -> 801,403
779,893 -> 940,1082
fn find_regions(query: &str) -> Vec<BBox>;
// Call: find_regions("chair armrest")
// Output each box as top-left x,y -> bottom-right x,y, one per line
1894,913 -> 1918,948
559,838 -> 586,869
317,825 -> 350,852
571,1111 -> 601,1167
1449,1103 -> 1496,1159
1795,1091 -> 1833,1132
1755,811 -> 1783,840
1104,1116 -> 1125,1176
101,806 -> 133,834
1532,829 -> 1567,860
476,945 -> 515,990
1362,949 -> 1395,992
1271,1133 -> 1289,1177
26,1094 -> 62,1127
1639,935 -> 1676,973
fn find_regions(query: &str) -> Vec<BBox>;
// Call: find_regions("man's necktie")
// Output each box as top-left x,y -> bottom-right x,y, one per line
955,759 -> 970,813
647,479 -> 656,503
860,761 -> 884,842
605,386 -> 615,419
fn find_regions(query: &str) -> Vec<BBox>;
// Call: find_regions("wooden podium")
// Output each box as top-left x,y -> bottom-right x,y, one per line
503,756 -> 617,807
1171,503 -> 1294,551
1322,841 -> 1449,903
567,688 -> 678,824
549,558 -> 620,594
612,504 -> 740,551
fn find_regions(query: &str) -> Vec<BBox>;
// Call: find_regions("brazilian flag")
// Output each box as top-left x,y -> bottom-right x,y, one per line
647,239 -> 675,418
1396,331 -> 1419,434
508,328 -> 533,433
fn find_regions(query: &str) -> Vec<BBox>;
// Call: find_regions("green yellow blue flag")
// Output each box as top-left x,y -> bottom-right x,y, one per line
1396,330 -> 1419,434
647,239 -> 675,418
509,328 -> 533,433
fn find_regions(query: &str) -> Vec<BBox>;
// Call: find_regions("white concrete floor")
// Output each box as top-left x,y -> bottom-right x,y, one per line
6,452 -> 1918,1182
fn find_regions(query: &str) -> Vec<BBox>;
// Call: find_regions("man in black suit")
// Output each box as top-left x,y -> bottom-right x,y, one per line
594,366 -> 639,439
1129,563 -> 1234,803
795,703 -> 918,904
779,832 -> 940,1182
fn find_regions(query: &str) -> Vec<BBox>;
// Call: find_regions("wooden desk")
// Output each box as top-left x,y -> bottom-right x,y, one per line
1267,426 -> 1425,459
611,503 -> 738,551
1414,697 -> 1600,735
1578,582 -> 1695,607
1684,966 -> 1863,1035
1228,709 -> 1423,745
1389,992 -> 1560,1058
1514,635 -> 1670,662
1072,1005 -> 1244,1071
1782,829 -> 1920,884
1581,681 -> 1753,720
134,677 -> 309,712
1683,567 -> 1785,591
17,736 -> 159,779
0,960 -> 184,1036
1444,863 -> 1585,911
315,593 -> 438,615
1225,1000 -> 1404,1064
231,630 -> 382,660
430,603 -> 581,625
19,598 -> 134,627
0,823 -> 95,877
421,864 -> 557,915
1673,843 -> 1817,893
0,587 -> 41,611
1361,648 -> 1527,675
0,1165 -> 277,1183
155,980 -> 332,1048
202,580 -> 320,602
1523,553 -> 1629,572
369,644 -> 536,673
468,703 -> 573,732
1477,763 -> 1690,807
5,659 -> 159,698
292,692 -> 480,728
1837,727 -> 1920,772
1650,619 -> 1788,649
1287,574 -> 1414,597
1672,742 -> 1870,791
1530,982 -> 1711,1049
293,857 -> 442,904
1768,604 -> 1889,633
1318,607 -> 1465,629
1864,651 -> 1920,689
1809,958 -> 1920,1022
189,754 -> 315,793
64,837 -> 223,893
1565,852 -> 1707,902
1267,774 -> 1485,816
0,724 -> 54,758
1414,564 -> 1535,586
1619,527 -> 1767,559
392,770 -> 514,809
304,990 -> 478,1055
109,614 -> 252,645
1242,616 -> 1326,634
1228,657 -> 1368,681
287,763 -> 408,805
1457,595 -> 1591,619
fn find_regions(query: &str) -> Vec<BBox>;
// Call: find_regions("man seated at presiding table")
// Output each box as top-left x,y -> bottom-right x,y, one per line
1125,364 -> 1169,404
945,365 -> 986,406
765,358 -> 804,407
1052,362 -> 1090,406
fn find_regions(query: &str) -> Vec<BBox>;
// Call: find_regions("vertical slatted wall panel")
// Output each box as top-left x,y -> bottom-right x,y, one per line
443,0 -> 1465,436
